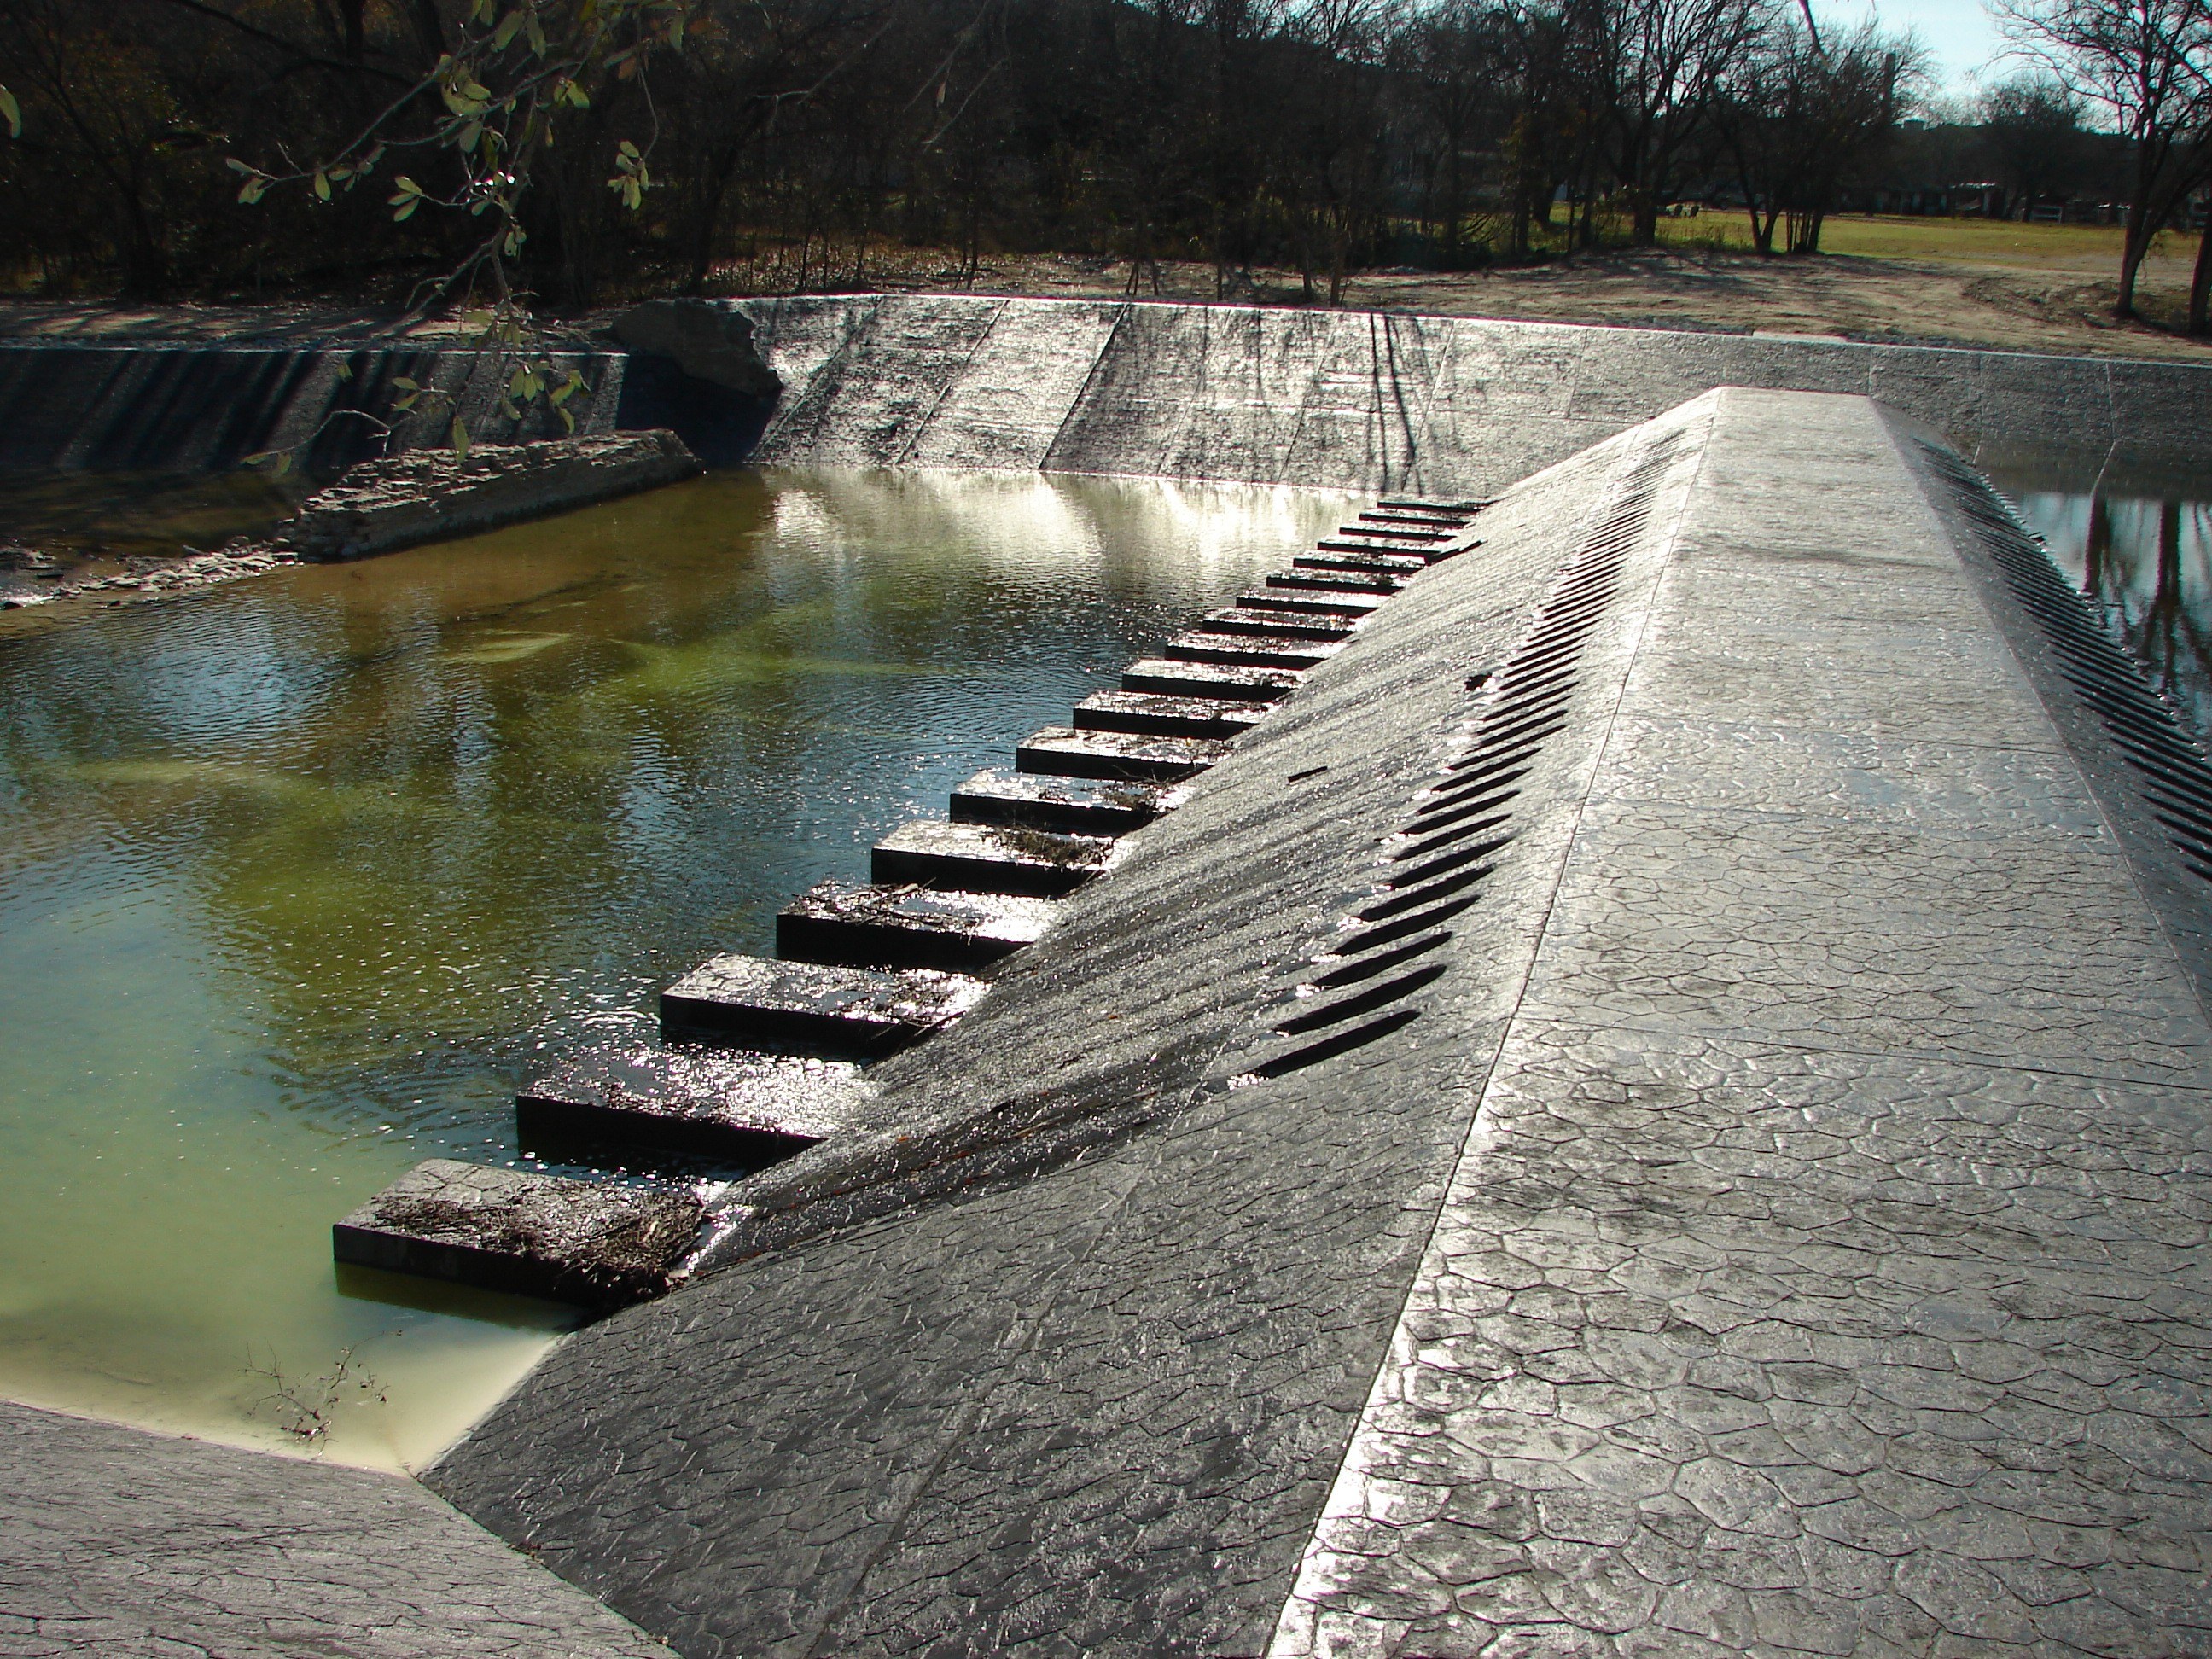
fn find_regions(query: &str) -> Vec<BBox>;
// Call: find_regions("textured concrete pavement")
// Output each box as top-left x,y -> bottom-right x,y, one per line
0,1401 -> 670,1658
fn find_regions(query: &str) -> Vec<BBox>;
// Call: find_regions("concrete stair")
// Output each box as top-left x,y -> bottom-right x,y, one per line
1075,689 -> 1273,738
661,953 -> 986,1056
873,817 -> 1116,893
777,880 -> 1058,974
1016,725 -> 1229,782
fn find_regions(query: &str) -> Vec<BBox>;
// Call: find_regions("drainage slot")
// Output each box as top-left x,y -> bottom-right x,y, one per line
1251,1009 -> 1423,1078
1311,931 -> 1453,987
1277,963 -> 1449,1034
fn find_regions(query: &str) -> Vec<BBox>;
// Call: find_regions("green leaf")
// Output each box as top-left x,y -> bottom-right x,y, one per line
492,9 -> 524,47
457,121 -> 482,153
558,404 -> 575,434
0,88 -> 19,141
335,362 -> 353,381
393,198 -> 418,221
272,451 -> 292,477
237,178 -> 267,205
392,176 -> 422,197
391,375 -> 418,391
451,416 -> 470,460
225,156 -> 253,173
313,170 -> 330,201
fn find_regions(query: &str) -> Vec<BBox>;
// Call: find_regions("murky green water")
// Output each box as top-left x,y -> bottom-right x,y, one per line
0,467 -> 1352,1469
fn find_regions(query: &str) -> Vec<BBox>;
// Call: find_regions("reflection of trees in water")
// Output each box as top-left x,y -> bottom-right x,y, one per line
2076,495 -> 2212,736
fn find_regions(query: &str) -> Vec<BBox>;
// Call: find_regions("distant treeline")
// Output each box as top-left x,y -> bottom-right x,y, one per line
0,0 -> 2199,318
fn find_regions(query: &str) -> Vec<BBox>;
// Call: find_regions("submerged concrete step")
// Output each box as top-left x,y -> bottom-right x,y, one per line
1075,688 -> 1272,739
1121,657 -> 1304,701
515,1044 -> 865,1164
1163,630 -> 1346,670
1266,568 -> 1401,595
874,818 -> 1115,894
1198,608 -> 1354,642
333,1158 -> 703,1307
949,767 -> 1179,836
1297,550 -> 1427,576
1016,725 -> 1229,782
1233,587 -> 1387,619
778,880 -> 1058,974
661,953 -> 985,1056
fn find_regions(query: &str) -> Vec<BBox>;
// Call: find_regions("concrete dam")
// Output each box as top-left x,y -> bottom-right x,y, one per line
5,304 -> 2212,1657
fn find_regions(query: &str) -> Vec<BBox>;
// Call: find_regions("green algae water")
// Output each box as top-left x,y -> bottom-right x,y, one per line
0,466 -> 1353,1469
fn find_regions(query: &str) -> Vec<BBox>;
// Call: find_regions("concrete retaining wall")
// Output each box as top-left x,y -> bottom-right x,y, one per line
745,294 -> 2212,494
3,295 -> 2207,492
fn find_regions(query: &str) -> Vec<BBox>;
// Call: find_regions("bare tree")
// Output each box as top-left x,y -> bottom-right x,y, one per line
1995,0 -> 2212,317
1718,16 -> 1918,253
1592,0 -> 1769,243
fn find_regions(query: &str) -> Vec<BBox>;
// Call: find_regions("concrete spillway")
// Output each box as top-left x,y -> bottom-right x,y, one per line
9,370 -> 2212,1656
410,387 -> 2212,1656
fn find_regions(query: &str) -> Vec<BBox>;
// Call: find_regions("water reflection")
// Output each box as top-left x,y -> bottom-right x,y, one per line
0,466 -> 1353,1468
2000,484 -> 2212,735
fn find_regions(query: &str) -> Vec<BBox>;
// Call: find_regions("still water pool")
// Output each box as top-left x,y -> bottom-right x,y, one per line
1998,479 -> 2212,734
0,467 -> 1353,1469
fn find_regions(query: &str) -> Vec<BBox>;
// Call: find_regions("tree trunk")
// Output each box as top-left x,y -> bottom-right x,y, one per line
2116,215 -> 2149,319
2190,207 -> 2211,335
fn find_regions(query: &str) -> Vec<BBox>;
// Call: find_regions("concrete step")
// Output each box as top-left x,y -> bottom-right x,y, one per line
1265,568 -> 1401,595
950,767 -> 1178,836
874,817 -> 1115,894
1121,657 -> 1304,701
1359,509 -> 1468,528
1198,608 -> 1354,642
1075,688 -> 1272,739
516,1044 -> 864,1164
1233,588 -> 1387,619
778,880 -> 1058,974
1313,536 -> 1448,560
661,953 -> 985,1056
333,1158 -> 703,1307
1163,630 -> 1345,670
1377,497 -> 1482,515
1335,522 -> 1451,542
1016,725 -> 1229,782
1296,550 -> 1427,576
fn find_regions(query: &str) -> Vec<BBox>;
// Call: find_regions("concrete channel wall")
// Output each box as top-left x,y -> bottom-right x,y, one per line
744,294 -> 2212,494
4,295 -> 2210,489
423,387 -> 2212,1657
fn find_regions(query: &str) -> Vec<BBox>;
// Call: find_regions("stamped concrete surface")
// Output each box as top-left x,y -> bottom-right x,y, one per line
430,387 -> 2212,1657
0,1400 -> 670,1658
1268,393 -> 2212,1656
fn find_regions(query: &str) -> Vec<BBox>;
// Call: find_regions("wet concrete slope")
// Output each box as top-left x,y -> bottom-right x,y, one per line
431,387 -> 2212,1656
745,294 -> 2212,494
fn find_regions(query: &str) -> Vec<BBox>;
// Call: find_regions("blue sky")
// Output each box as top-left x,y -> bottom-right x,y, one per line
1824,0 -> 2013,100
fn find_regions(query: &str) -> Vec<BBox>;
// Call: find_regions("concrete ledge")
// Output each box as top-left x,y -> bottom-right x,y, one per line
660,954 -> 987,1055
515,1045 -> 867,1164
280,430 -> 700,562
332,1159 -> 702,1307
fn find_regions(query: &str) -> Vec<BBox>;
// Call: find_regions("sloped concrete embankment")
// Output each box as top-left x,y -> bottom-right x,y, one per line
745,293 -> 2212,493
426,388 -> 2212,1657
0,307 -> 772,476
7,294 -> 2210,492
